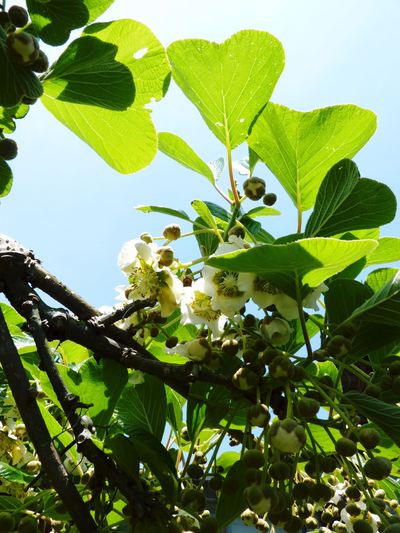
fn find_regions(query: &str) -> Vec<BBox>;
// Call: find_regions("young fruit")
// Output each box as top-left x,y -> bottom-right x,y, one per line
186,463 -> 204,479
7,32 -> 39,65
296,397 -> 320,419
263,192 -> 277,206
359,427 -> 380,449
269,461 -> 291,481
335,437 -> 357,457
0,138 -> 18,160
243,449 -> 264,469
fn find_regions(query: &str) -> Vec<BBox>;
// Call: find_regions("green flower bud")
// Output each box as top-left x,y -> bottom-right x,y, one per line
270,418 -> 306,453
296,397 -> 320,419
30,50 -> 49,73
0,511 -> 16,532
247,404 -> 270,427
284,516 -> 303,533
346,485 -> 361,500
243,177 -> 266,201
292,482 -> 310,501
208,474 -> 223,491
309,482 -> 333,503
326,335 -> 352,357
240,508 -> 258,526
346,502 -> 362,516
335,437 -> 357,457
180,488 -> 206,513
157,246 -> 174,266
269,461 -> 291,481
186,463 -> 204,479
186,338 -> 211,362
268,355 -> 295,381
140,232 -> 153,243
263,192 -> 277,206
0,138 -> 18,160
228,225 -> 245,238
7,31 -> 39,65
221,338 -> 239,356
8,6 -> 29,27
321,455 -> 337,473
244,467 -> 262,486
25,460 -> 41,474
243,313 -> 257,328
363,456 -> 392,480
243,449 -> 264,469
312,349 -> 328,362
359,428 -> 380,449
232,367 -> 259,390
163,224 -> 181,241
246,484 -> 278,515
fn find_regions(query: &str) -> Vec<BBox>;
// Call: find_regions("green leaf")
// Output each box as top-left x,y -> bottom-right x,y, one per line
248,103 -> 377,212
57,340 -> 91,365
305,159 -> 396,237
42,20 -> 170,173
168,30 -> 284,148
0,159 -> 12,198
27,0 -> 89,45
348,270 -> 400,326
350,323 -> 400,364
38,401 -> 79,464
306,424 -> 341,453
366,268 -> 399,293
0,104 -> 29,133
0,26 -> 43,107
345,392 -> 400,447
216,460 -> 247,528
124,431 -> 178,502
105,434 -> 140,480
0,461 -> 34,484
0,495 -> 21,511
187,382 -> 208,441
43,37 -> 134,110
304,159 -> 396,237
325,279 -> 373,325
203,201 -> 230,222
83,0 -> 114,23
158,132 -> 215,184
207,237 -> 377,299
365,237 -> 400,267
216,451 -> 240,473
244,206 -> 280,218
135,204 -> 191,221
193,216 -> 220,256
239,216 -> 274,244
191,199 -> 219,232
283,314 -> 322,354
115,375 -> 166,440
165,386 -> 185,437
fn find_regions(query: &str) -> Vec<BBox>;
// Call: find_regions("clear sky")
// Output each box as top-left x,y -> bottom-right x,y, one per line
2,0 -> 399,307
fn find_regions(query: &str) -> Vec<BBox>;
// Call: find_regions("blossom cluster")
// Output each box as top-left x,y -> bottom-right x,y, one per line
115,234 -> 326,358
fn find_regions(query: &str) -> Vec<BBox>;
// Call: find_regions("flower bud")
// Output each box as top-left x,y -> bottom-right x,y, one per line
243,177 -> 266,201
232,367 -> 259,390
208,473 -> 223,491
165,336 -> 178,348
199,516 -> 218,533
243,449 -> 264,469
8,6 -> 29,27
270,418 -> 306,453
245,484 -> 278,515
157,246 -> 174,266
180,488 -> 206,513
269,461 -> 291,481
228,225 -> 245,238
262,317 -> 292,346
359,428 -> 380,449
140,232 -> 153,243
241,509 -> 258,526
6,31 -> 39,65
296,397 -> 320,419
163,224 -> 181,241
353,520 -> 374,533
309,482 -> 333,503
335,437 -> 357,457
244,467 -> 262,486
221,338 -> 239,356
187,463 -> 204,479
187,338 -> 211,362
326,335 -> 352,357
363,456 -> 392,480
268,355 -> 295,382
0,511 -> 15,532
31,50 -> 49,73
26,460 -> 41,474
263,193 -> 277,206
0,138 -> 18,160
247,404 -> 270,427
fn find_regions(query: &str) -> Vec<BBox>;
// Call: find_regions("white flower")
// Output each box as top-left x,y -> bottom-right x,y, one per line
203,237 -> 251,317
303,282 -> 328,310
181,278 -> 227,337
261,317 -> 292,346
117,239 -> 183,317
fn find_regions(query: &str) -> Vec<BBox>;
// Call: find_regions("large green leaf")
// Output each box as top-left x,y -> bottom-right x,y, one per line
44,36 -> 134,110
348,270 -> 400,327
27,0 -> 89,45
158,132 -> 215,184
83,0 -> 114,23
42,20 -> 170,173
0,104 -> 29,133
167,30 -> 284,148
325,279 -> 373,325
366,268 -> 399,293
207,237 -> 377,299
305,159 -> 396,237
0,26 -> 43,107
115,375 -> 166,441
365,238 -> 400,267
216,460 -> 247,528
345,392 -> 400,447
0,461 -> 34,484
135,204 -> 191,222
248,103 -> 376,212
187,382 -> 209,441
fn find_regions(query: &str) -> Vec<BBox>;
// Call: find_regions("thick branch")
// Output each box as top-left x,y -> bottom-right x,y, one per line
0,308 -> 97,532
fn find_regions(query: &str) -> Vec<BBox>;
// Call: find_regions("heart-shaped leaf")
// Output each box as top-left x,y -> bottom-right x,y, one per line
365,238 -> 400,267
27,0 -> 90,45
248,103 -> 377,214
0,26 -> 43,107
42,20 -> 170,173
167,30 -> 284,149
158,132 -> 215,184
305,159 -> 396,237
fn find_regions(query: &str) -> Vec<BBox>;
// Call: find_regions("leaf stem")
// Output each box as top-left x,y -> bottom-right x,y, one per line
295,277 -> 312,359
225,133 -> 241,208
223,204 -> 241,241
214,183 -> 233,204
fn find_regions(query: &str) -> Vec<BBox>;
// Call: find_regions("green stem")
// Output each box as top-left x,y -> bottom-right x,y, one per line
214,183 -> 233,205
223,204 -> 241,241
226,136 -> 241,208
297,208 -> 302,234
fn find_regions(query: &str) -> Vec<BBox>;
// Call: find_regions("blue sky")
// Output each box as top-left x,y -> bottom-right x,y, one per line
2,0 -> 399,307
